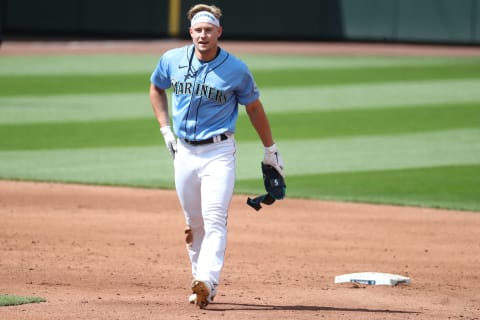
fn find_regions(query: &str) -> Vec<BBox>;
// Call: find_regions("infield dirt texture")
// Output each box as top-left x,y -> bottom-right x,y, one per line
1,41 -> 480,320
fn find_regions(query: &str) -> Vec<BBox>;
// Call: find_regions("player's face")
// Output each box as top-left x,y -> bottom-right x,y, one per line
190,22 -> 222,61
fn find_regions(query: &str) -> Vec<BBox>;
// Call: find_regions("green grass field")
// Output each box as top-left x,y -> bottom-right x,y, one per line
0,294 -> 46,306
1,53 -> 479,211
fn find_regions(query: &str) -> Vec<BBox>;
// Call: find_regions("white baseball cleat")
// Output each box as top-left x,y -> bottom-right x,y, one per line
190,279 -> 216,308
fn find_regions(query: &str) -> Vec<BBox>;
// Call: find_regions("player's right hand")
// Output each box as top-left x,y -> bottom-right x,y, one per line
160,126 -> 177,159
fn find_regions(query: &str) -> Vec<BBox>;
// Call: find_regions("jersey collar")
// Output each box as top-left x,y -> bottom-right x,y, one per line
189,45 -> 229,71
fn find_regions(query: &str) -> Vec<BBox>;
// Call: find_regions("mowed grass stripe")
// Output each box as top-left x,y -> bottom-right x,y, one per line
0,118 -> 159,150
0,93 -> 153,124
2,103 -> 479,150
253,62 -> 480,88
261,78 -> 480,113
0,74 -> 151,97
1,78 -> 480,124
241,55 -> 480,71
235,165 -> 480,212
2,62 -> 480,97
1,54 -> 476,76
0,145 -> 175,188
236,102 -> 480,141
1,129 -> 478,188
0,54 -> 160,76
235,128 -> 480,178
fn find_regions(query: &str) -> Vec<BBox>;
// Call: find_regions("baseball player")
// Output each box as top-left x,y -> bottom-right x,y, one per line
149,3 -> 284,308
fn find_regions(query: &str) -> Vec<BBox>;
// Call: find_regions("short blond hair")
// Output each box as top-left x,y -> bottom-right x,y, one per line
187,4 -> 222,21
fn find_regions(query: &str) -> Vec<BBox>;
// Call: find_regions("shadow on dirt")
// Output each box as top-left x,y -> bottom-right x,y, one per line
206,302 -> 420,314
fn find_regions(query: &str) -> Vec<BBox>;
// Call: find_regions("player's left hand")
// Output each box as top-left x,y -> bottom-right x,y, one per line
160,126 -> 177,159
263,143 -> 284,177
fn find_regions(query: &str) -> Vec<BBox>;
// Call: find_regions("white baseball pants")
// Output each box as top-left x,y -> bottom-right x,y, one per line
174,136 -> 236,286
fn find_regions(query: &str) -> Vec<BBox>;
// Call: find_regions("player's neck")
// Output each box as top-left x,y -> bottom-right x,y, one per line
195,47 -> 220,62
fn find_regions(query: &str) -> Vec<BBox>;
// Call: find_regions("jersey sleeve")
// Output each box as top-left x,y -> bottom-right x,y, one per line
236,67 -> 260,106
150,55 -> 172,89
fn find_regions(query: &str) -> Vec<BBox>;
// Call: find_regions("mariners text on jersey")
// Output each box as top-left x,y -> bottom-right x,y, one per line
171,79 -> 228,104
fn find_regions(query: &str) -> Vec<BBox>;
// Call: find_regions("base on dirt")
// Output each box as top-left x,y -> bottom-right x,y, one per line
335,272 -> 411,286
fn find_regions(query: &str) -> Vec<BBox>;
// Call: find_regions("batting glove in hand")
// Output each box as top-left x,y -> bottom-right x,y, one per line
263,144 -> 285,177
160,126 -> 177,159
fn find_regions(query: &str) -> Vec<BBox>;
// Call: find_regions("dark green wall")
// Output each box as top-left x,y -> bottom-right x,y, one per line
341,0 -> 479,43
180,0 -> 344,40
0,0 -> 3,43
2,0 -> 479,44
2,0 -> 169,37
397,0 -> 473,43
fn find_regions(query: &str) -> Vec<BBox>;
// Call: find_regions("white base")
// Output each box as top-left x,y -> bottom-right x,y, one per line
334,272 -> 411,286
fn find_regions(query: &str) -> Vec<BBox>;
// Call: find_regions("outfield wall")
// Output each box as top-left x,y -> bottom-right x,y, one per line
1,0 -> 170,38
1,0 -> 479,44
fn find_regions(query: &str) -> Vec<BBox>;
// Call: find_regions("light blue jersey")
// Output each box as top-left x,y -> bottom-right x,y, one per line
150,44 -> 260,140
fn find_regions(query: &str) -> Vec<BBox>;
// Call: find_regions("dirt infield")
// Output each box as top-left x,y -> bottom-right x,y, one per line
1,40 -> 480,319
0,180 -> 479,320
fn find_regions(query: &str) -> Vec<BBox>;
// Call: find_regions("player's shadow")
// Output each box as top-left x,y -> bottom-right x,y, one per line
207,302 -> 420,314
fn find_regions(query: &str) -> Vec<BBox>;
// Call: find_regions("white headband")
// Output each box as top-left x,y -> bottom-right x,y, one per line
191,11 -> 220,27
